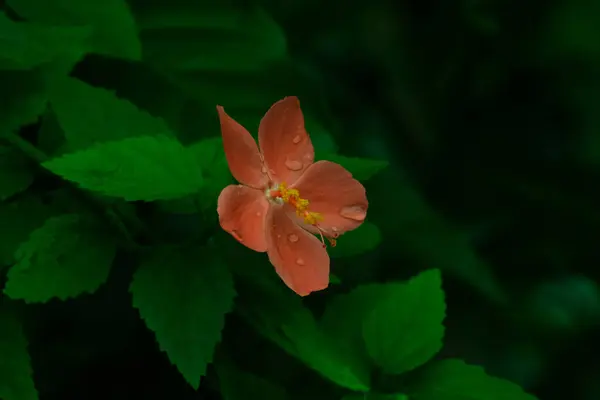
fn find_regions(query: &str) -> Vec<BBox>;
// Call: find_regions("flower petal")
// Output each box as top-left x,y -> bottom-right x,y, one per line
217,105 -> 268,189
266,204 -> 329,296
217,184 -> 269,252
291,160 -> 368,235
258,97 -> 315,186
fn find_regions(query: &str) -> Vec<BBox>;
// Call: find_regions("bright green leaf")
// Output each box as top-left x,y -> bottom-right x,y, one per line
48,76 -> 176,150
0,11 -> 90,70
136,3 -> 286,72
0,146 -> 35,200
237,280 -> 370,391
329,274 -> 341,284
363,269 -> 446,374
42,135 -> 203,201
4,214 -> 116,302
329,222 -> 382,258
130,245 -> 236,389
407,358 -> 538,400
155,136 -> 232,214
7,0 -> 141,60
0,195 -> 54,268
0,303 -> 38,400
216,359 -> 288,400
324,154 -> 389,181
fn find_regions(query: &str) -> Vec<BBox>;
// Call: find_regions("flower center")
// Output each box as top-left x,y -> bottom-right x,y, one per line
266,182 -> 338,248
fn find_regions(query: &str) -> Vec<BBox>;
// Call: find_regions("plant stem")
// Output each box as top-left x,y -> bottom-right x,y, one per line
4,131 -> 145,251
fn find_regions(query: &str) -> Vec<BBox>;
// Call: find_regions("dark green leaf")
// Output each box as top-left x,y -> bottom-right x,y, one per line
320,283 -> 388,372
237,279 -> 370,391
130,245 -> 236,389
0,11 -> 90,70
363,269 -> 446,374
329,273 -> 341,284
4,214 -> 117,302
216,359 -> 288,400
407,358 -> 538,400
7,0 -> 141,60
0,146 -> 35,200
0,303 -> 38,400
136,3 -> 286,73
42,135 -> 203,201
0,195 -> 54,267
186,136 -> 232,210
381,176 -> 507,304
344,394 -> 408,400
48,76 -> 175,150
324,154 -> 389,181
329,222 -> 382,258
0,70 -> 47,133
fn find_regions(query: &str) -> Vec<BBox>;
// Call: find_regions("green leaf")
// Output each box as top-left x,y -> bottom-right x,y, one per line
0,195 -> 54,268
363,269 -> 446,374
344,394 -> 408,400
48,76 -> 176,150
36,108 -> 67,156
135,3 -> 286,73
307,116 -> 339,158
42,135 -> 203,201
155,136 -> 232,214
0,146 -> 35,200
329,273 -> 341,284
7,0 -> 141,60
330,222 -> 382,258
0,70 -> 47,133
324,154 -> 389,181
130,245 -> 236,389
407,358 -> 538,400
216,359 -> 288,400
320,283 -> 388,372
4,214 -> 116,302
0,11 -> 90,70
237,279 -> 371,391
0,303 -> 38,400
188,137 -> 231,205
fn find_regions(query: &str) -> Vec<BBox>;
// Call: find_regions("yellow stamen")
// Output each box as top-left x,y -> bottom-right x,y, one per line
271,182 -> 336,248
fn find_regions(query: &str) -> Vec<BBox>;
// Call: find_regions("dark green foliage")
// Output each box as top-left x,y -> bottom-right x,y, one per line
3,0 -> 597,398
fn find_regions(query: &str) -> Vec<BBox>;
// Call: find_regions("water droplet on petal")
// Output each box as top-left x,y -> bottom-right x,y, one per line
296,258 -> 305,265
292,135 -> 301,144
285,158 -> 303,171
231,230 -> 243,241
288,233 -> 299,243
261,166 -> 267,174
256,211 -> 262,217
340,205 -> 367,221
277,234 -> 282,239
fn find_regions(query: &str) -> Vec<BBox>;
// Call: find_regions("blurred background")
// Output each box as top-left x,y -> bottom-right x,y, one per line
5,0 -> 600,398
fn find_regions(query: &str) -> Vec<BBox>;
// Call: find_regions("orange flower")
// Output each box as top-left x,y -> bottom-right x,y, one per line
216,97 -> 368,296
